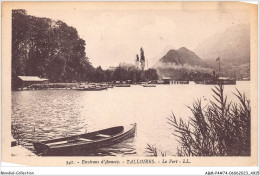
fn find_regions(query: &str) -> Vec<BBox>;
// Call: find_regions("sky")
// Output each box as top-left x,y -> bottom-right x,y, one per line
25,3 -> 251,69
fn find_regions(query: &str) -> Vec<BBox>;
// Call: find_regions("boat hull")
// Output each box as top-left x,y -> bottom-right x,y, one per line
143,85 -> 156,87
115,84 -> 131,87
33,124 -> 136,156
75,87 -> 107,91
195,79 -> 236,85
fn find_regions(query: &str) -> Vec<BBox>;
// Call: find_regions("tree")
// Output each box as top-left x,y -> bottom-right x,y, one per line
12,9 -> 94,89
140,47 -> 145,70
135,54 -> 140,69
94,66 -> 105,82
104,70 -> 113,82
127,65 -> 140,83
113,66 -> 128,81
144,69 -> 158,81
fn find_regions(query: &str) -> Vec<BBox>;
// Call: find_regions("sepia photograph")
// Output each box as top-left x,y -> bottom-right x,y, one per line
1,1 -> 258,170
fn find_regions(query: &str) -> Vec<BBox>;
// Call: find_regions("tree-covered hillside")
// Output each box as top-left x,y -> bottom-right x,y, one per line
154,47 -> 213,80
159,47 -> 206,67
12,10 -> 95,88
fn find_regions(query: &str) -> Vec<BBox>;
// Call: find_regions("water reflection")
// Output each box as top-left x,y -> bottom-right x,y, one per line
11,81 -> 250,156
57,138 -> 137,157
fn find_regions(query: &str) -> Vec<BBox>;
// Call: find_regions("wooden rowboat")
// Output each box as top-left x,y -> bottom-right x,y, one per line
32,123 -> 136,156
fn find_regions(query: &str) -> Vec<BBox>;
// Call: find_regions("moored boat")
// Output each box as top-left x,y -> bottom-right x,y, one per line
143,84 -> 156,87
216,77 -> 236,85
75,87 -> 107,91
32,123 -> 137,156
174,81 -> 189,84
100,83 -> 114,88
194,80 -> 204,84
107,85 -> 114,88
195,77 -> 236,85
115,84 -> 131,87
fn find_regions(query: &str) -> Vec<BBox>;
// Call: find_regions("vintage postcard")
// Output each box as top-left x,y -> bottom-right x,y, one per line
1,1 -> 258,168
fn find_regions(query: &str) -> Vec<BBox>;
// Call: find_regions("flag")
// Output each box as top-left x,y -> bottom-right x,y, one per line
216,57 -> 220,61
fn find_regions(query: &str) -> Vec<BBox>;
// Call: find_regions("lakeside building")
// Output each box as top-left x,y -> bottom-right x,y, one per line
162,77 -> 171,84
17,76 -> 49,88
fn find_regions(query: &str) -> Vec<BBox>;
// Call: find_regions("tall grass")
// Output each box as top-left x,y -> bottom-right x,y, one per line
146,144 -> 166,157
168,84 -> 250,156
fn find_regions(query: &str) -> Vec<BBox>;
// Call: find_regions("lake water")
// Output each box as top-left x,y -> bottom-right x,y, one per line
11,81 -> 250,156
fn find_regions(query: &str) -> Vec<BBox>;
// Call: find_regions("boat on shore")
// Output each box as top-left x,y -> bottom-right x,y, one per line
32,123 -> 137,156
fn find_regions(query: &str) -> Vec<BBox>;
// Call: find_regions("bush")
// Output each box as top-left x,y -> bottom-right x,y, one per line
168,84 -> 250,156
11,123 -> 23,145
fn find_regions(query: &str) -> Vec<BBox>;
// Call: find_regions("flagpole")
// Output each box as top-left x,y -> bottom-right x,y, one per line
216,57 -> 221,77
219,59 -> 220,74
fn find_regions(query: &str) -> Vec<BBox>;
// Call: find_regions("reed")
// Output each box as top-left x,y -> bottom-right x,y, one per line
146,144 -> 158,157
146,143 -> 167,157
168,84 -> 250,156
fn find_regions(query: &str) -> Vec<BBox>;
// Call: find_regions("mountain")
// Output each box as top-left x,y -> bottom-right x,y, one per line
153,24 -> 250,80
159,47 -> 206,67
154,47 -> 213,80
195,24 -> 250,62
194,24 -> 250,79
